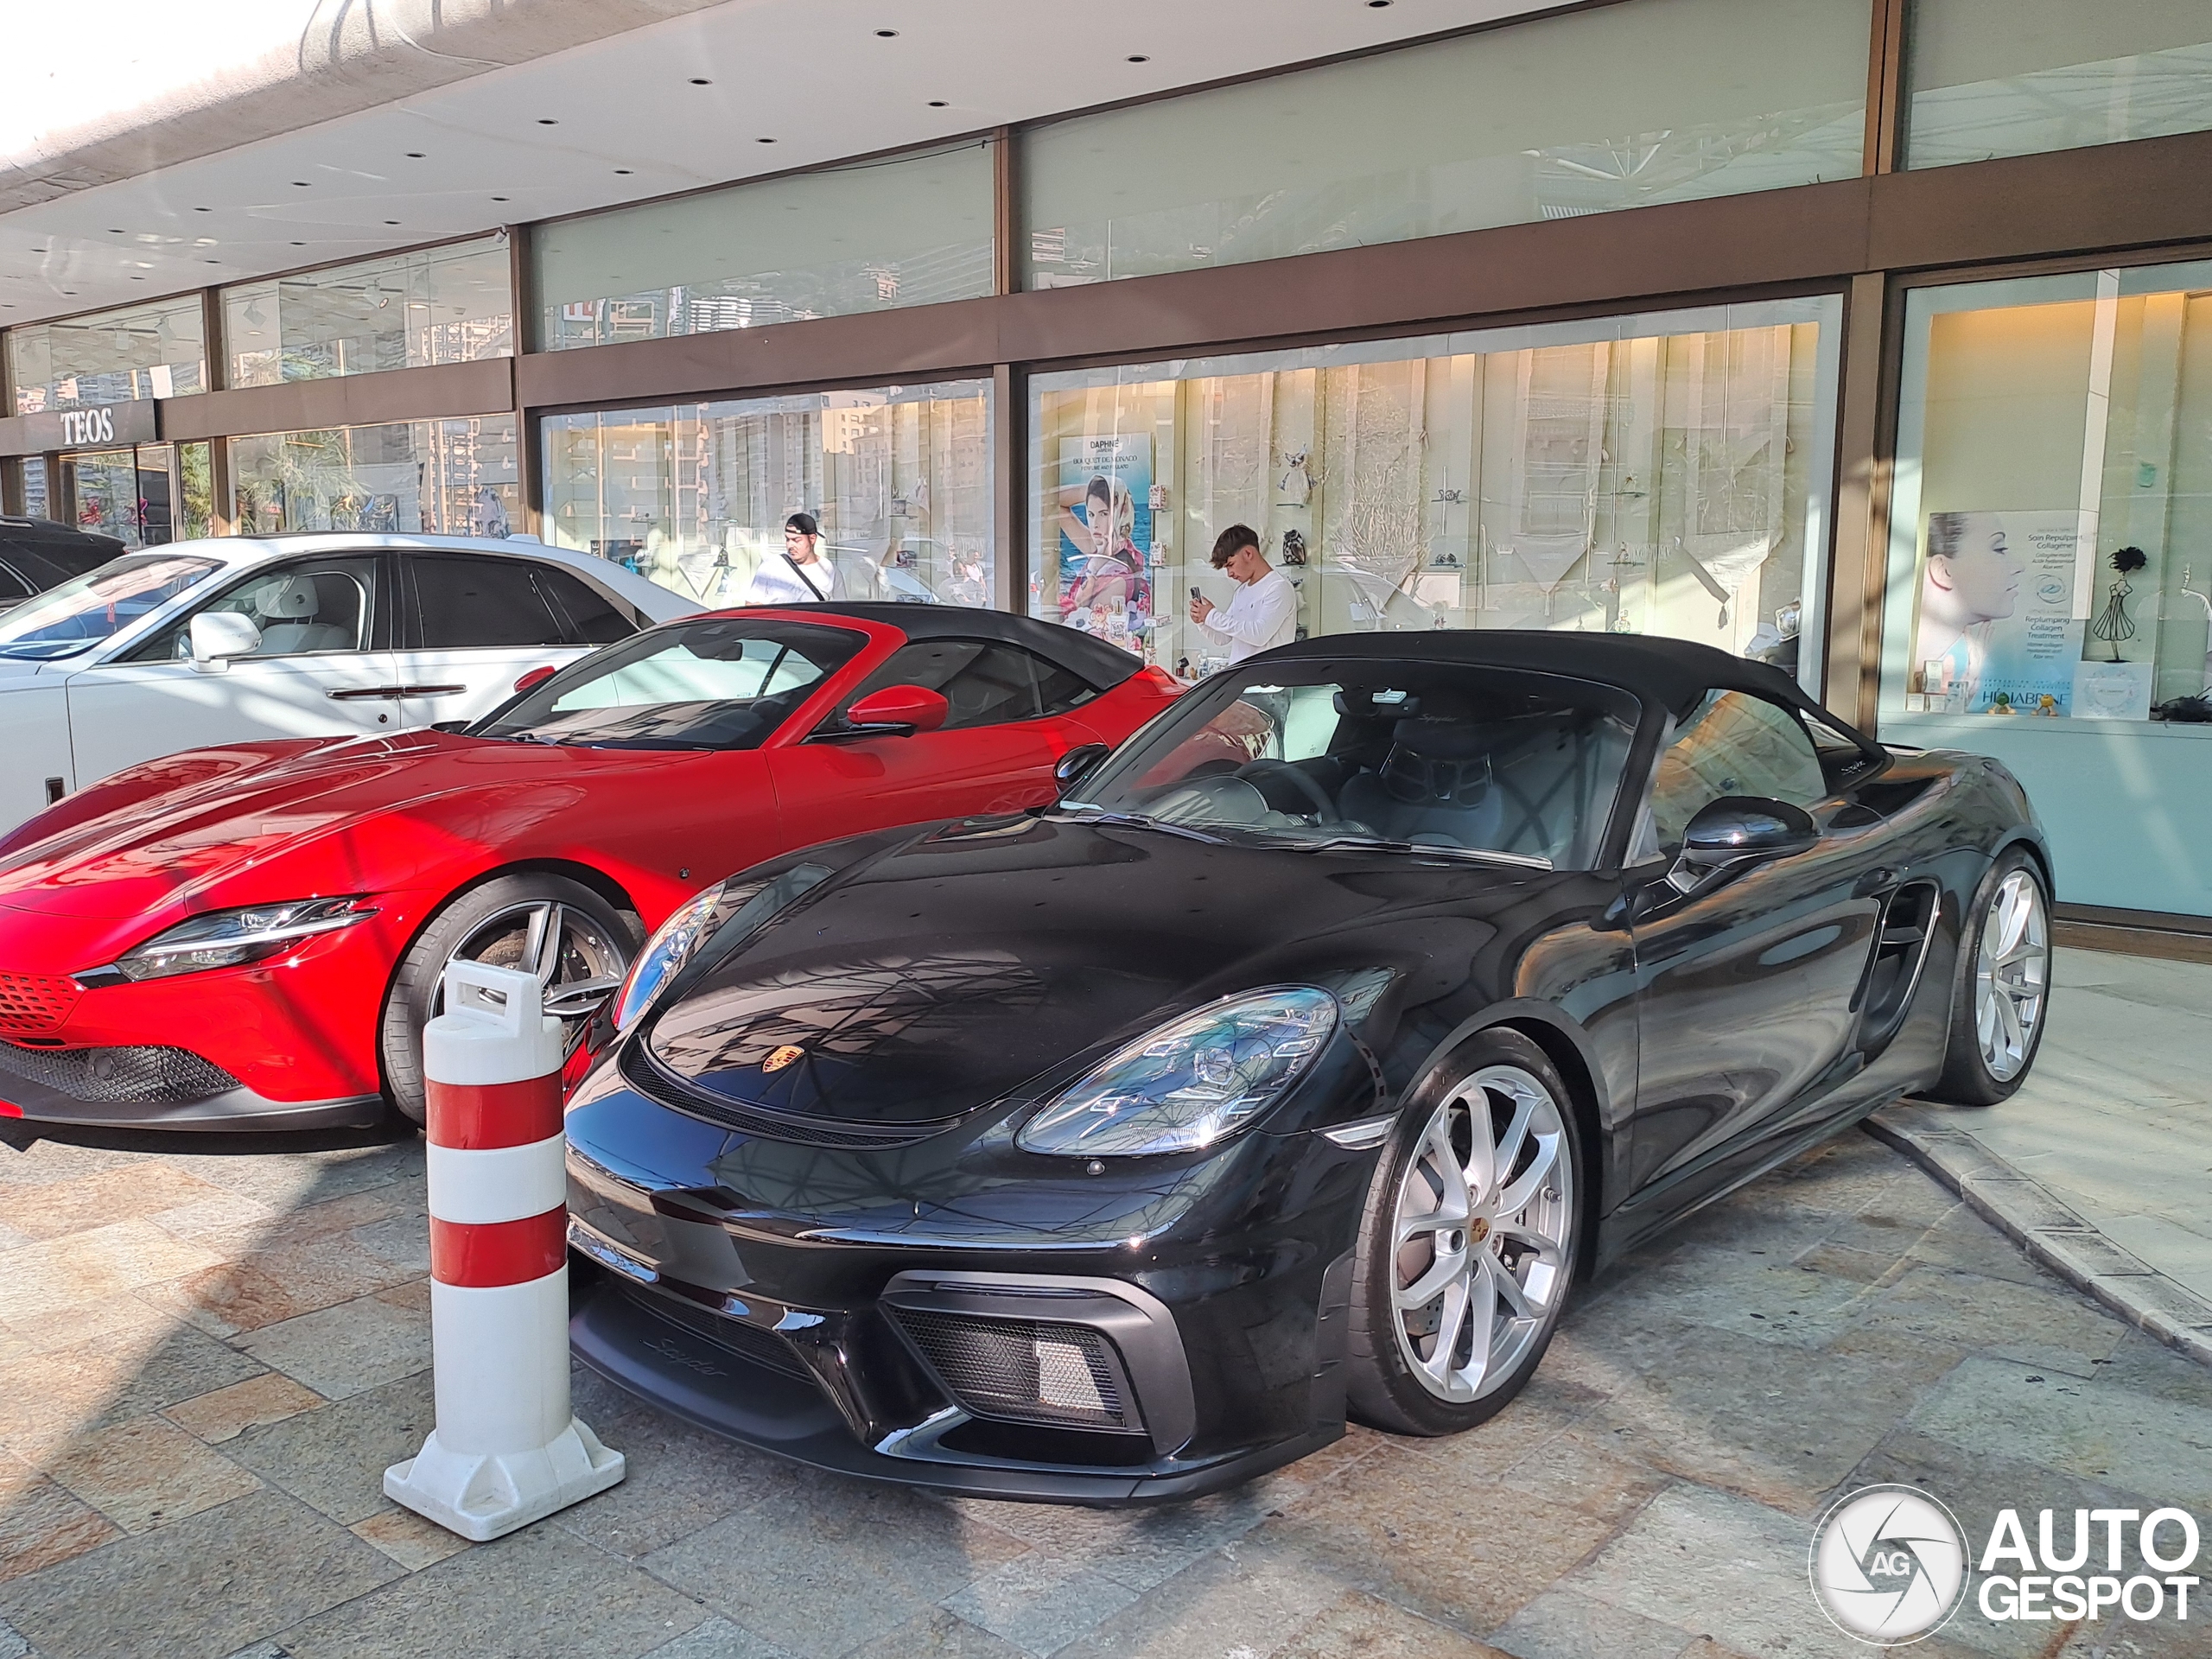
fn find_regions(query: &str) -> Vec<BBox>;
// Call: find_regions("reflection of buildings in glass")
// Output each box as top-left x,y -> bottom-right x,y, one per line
543,385 -> 993,606
1034,311 -> 1822,670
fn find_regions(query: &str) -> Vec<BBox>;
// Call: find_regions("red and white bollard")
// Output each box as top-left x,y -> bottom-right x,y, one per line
385,960 -> 624,1540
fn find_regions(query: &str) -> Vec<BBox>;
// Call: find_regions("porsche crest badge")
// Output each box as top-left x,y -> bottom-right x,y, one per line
762,1045 -> 804,1073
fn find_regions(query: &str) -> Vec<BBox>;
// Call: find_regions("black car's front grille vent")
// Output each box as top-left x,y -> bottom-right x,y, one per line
618,1042 -> 965,1150
889,1308 -> 1139,1434
0,1042 -> 239,1104
624,1284 -> 814,1381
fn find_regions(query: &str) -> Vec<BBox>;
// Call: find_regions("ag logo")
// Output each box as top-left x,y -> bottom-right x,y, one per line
1810,1485 -> 1968,1643
762,1045 -> 804,1073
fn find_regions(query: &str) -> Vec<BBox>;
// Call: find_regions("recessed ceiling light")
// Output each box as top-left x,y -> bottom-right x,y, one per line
537,118 -> 558,125
291,240 -> 306,246
384,219 -> 401,226
928,99 -> 948,107
757,137 -> 777,143
107,228 -> 123,234
492,195 -> 510,202
61,289 -> 75,296
194,207 -> 212,213
614,168 -> 633,175
690,77 -> 711,86
406,151 -> 426,158
292,181 -> 310,188
1368,1 -> 1391,7
130,276 -> 143,281
875,29 -> 899,37
203,259 -> 219,265
1126,54 -> 1149,62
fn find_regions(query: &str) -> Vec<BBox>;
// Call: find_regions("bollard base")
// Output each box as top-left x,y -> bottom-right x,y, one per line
384,1417 -> 625,1541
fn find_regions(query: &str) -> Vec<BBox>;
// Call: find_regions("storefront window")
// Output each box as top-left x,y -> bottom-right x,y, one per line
20,457 -> 48,521
1881,259 -> 2212,915
59,442 -> 210,547
1031,297 -> 1840,683
541,382 -> 992,607
221,235 -> 512,387
536,144 -> 995,350
229,417 -> 518,537
1904,0 -> 2212,169
5,296 -> 207,414
1022,0 -> 1866,289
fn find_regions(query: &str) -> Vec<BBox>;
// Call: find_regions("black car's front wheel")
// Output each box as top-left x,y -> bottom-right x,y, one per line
1347,1030 -> 1583,1436
379,873 -> 638,1125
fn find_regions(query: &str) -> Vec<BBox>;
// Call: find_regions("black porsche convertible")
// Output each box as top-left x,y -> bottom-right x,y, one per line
563,631 -> 2050,1503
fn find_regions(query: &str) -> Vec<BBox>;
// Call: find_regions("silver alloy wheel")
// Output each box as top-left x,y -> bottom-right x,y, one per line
436,899 -> 628,1042
1389,1064 -> 1575,1403
1974,868 -> 2049,1082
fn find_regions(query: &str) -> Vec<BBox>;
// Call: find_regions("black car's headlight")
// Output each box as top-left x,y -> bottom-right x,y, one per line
613,863 -> 831,1034
1016,987 -> 1339,1158
110,897 -> 378,982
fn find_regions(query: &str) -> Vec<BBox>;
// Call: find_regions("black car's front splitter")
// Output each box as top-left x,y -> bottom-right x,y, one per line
569,1274 -> 1338,1507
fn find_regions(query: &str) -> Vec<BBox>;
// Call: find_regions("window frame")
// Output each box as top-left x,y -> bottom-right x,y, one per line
116,551 -> 393,665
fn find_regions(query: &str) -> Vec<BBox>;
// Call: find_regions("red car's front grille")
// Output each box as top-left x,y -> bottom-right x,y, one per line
0,972 -> 80,1038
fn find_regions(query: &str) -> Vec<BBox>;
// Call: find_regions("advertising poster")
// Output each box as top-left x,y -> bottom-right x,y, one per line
1913,510 -> 2081,716
1057,435 -> 1154,655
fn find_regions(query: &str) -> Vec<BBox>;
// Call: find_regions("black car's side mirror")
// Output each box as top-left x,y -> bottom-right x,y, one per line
1054,743 -> 1110,797
1668,796 -> 1819,894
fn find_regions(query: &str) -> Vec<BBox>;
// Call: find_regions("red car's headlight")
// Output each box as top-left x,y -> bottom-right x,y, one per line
104,897 -> 380,983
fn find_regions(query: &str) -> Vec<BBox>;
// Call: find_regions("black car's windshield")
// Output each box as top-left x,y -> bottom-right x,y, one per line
475,617 -> 868,749
0,553 -> 220,661
1063,660 -> 1641,870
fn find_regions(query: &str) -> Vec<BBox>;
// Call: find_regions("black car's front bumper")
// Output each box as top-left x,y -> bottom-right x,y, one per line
562,1053 -> 1382,1504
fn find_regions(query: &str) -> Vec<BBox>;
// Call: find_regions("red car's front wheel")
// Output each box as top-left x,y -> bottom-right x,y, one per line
379,873 -> 639,1124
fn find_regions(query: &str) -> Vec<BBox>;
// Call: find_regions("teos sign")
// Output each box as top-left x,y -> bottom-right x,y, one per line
57,407 -> 119,447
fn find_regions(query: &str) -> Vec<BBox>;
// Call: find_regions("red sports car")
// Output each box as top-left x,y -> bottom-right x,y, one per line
0,605 -> 1179,1130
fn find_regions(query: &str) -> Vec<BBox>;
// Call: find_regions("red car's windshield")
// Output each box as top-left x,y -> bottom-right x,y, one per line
474,617 -> 869,749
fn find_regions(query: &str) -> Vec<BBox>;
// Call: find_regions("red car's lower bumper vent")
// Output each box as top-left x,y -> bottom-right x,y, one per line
0,973 -> 80,1038
0,1043 -> 239,1104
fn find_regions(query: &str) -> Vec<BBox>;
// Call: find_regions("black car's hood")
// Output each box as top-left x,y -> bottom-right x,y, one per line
642,816 -> 1575,1125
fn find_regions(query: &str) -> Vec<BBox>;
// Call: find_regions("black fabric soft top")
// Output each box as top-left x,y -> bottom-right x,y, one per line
759,601 -> 1144,693
1262,628 -> 1829,726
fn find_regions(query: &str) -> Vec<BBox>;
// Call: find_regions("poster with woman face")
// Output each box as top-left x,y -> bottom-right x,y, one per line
1057,435 -> 1154,655
1913,511 -> 2082,715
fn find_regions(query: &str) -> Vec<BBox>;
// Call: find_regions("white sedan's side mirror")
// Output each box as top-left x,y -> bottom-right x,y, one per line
189,611 -> 262,671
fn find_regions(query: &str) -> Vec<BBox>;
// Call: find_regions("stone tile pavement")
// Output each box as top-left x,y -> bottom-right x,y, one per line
0,1109 -> 2202,1656
1873,948 -> 2212,1361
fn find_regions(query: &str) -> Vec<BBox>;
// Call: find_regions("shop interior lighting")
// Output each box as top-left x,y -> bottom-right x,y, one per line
929,100 -> 948,107
690,78 -> 711,85
875,29 -> 899,37
406,151 -> 426,159
1127,54 -> 1150,62
537,118 -> 559,126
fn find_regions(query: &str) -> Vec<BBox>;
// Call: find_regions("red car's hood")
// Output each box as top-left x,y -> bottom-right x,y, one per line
0,731 -> 715,922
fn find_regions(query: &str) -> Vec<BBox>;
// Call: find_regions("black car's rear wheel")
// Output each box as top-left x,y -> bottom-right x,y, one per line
379,873 -> 637,1125
1347,1029 -> 1582,1436
1925,849 -> 2050,1107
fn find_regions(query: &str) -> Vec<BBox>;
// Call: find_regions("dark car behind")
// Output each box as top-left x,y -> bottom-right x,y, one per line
0,518 -> 128,613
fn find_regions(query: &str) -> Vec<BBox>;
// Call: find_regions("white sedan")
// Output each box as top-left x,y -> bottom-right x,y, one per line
0,534 -> 699,833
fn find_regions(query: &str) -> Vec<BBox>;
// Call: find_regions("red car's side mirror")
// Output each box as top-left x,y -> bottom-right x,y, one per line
844,684 -> 949,735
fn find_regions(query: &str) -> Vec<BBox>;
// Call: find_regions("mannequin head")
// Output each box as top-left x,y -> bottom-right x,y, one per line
1923,512 -> 2023,631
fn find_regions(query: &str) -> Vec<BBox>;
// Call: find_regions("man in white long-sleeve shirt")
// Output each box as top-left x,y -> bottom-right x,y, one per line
1190,524 -> 1297,663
